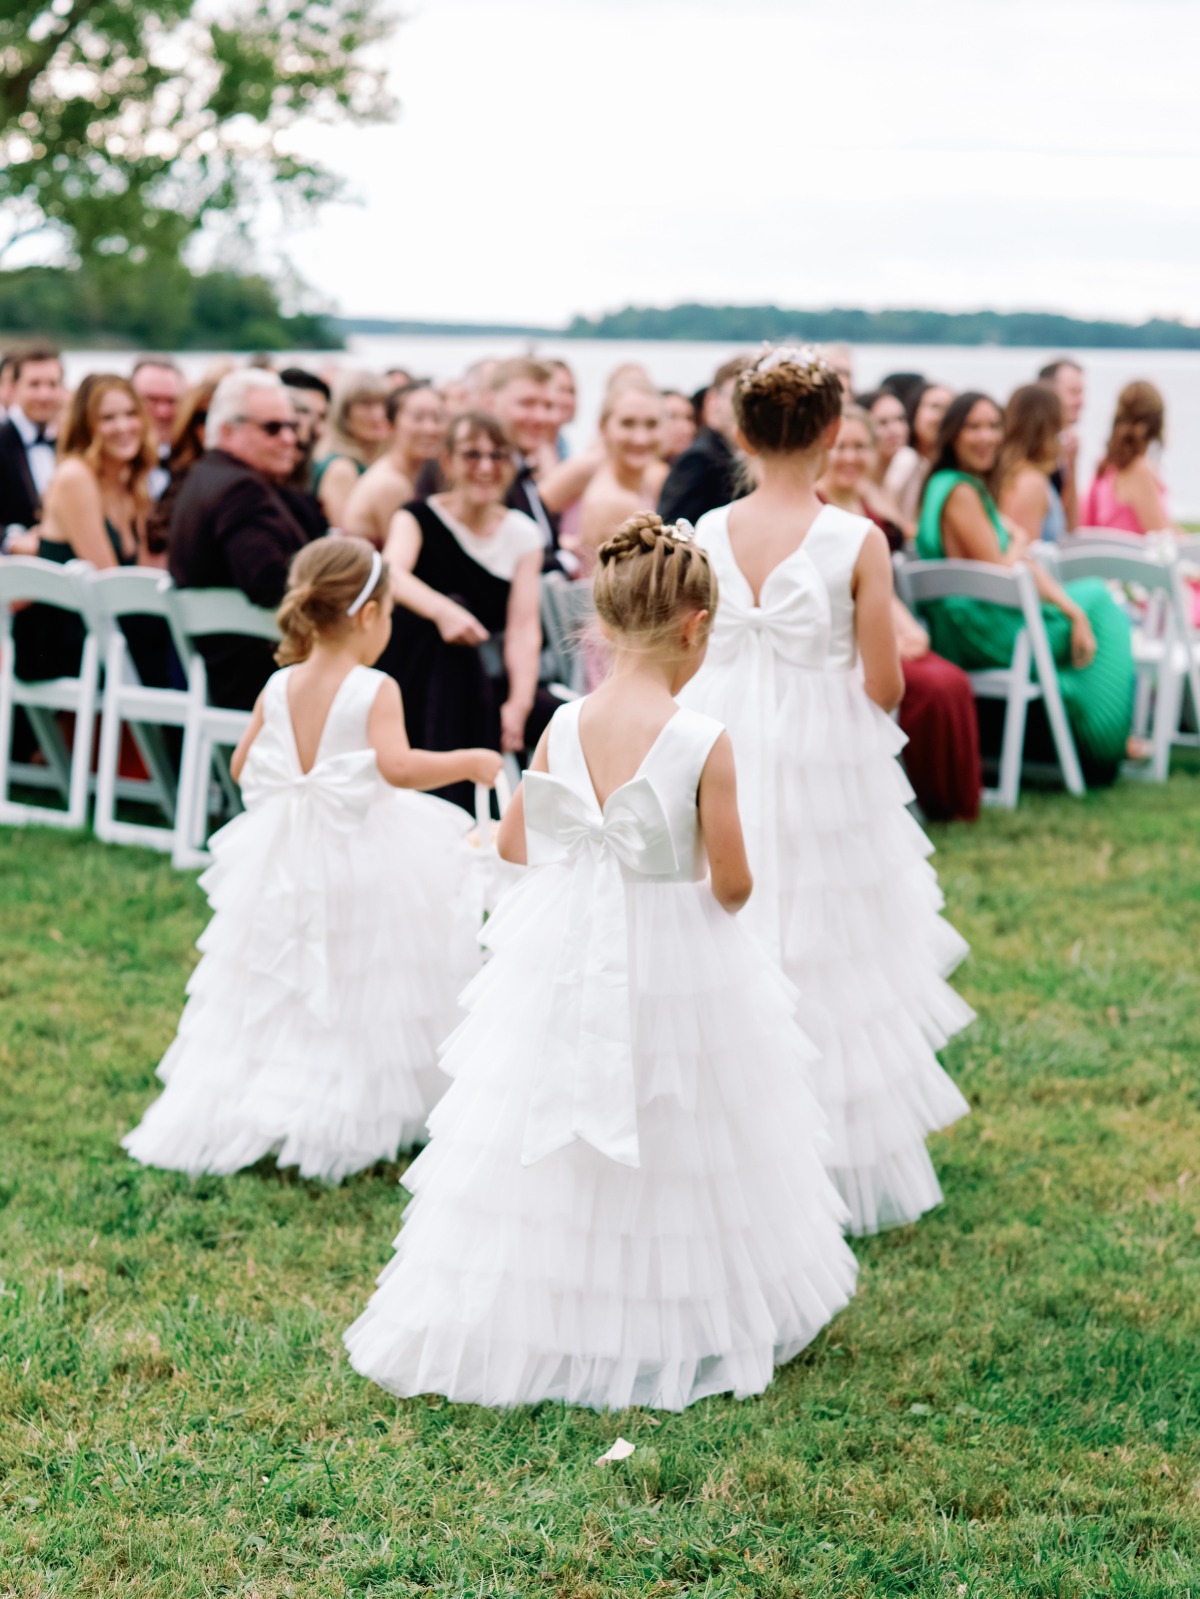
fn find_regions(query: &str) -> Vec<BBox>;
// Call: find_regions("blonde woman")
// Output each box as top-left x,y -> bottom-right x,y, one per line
313,370 -> 391,527
14,374 -> 160,681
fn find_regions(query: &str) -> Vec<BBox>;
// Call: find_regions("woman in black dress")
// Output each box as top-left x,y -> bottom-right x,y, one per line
13,374 -> 168,684
380,411 -> 547,810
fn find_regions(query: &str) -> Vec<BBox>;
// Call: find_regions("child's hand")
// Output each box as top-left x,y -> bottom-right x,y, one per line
468,749 -> 505,787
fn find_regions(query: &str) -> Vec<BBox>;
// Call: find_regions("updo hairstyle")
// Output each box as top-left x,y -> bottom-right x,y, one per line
593,512 -> 717,654
733,345 -> 845,455
1103,380 -> 1164,471
276,537 -> 389,665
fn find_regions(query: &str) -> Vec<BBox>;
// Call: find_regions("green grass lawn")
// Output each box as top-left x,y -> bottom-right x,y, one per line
2,773 -> 1199,1598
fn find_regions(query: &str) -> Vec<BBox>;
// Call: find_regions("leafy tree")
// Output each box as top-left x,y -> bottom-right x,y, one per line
0,0 -> 396,266
0,263 -> 340,349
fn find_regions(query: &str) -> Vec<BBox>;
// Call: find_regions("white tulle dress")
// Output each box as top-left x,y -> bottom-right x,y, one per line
123,665 -> 474,1183
683,503 -> 973,1235
344,697 -> 858,1412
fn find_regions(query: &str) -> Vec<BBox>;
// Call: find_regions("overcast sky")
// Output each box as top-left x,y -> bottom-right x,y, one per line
277,0 -> 1200,326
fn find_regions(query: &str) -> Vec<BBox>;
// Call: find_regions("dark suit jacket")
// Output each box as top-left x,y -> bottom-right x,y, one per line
658,427 -> 743,526
169,449 -> 314,710
0,418 -> 41,531
507,462 -> 566,573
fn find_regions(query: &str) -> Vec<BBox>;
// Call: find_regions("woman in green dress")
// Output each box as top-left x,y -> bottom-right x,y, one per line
915,392 -> 1136,784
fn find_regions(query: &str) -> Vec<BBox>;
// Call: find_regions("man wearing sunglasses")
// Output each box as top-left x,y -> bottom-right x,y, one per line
169,369 -> 315,709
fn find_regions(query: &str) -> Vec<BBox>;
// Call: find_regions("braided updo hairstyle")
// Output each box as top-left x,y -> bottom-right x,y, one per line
275,537 -> 389,665
733,344 -> 845,455
593,512 -> 718,654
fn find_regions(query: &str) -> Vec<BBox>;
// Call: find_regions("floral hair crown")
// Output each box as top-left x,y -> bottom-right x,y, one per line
747,343 -> 836,381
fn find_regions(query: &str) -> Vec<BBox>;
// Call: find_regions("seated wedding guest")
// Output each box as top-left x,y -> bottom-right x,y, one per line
484,357 -> 562,566
892,380 -> 953,529
660,390 -> 697,463
0,354 -> 15,422
547,359 -> 578,461
1038,358 -> 1085,529
658,353 -> 752,524
380,410 -> 547,811
577,384 -> 668,566
824,342 -> 854,398
313,369 -> 390,527
880,372 -> 926,413
916,392 -> 1137,784
131,357 -> 184,498
279,367 -> 331,489
1082,380 -> 1172,536
12,375 -> 166,683
0,344 -> 67,540
343,382 -> 447,548
146,377 -> 218,560
997,384 -> 1066,543
169,370 -> 312,709
817,407 -> 981,820
860,387 -> 917,532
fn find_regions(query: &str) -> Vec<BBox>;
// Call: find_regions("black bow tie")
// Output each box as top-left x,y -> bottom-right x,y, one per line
516,460 -> 535,482
31,426 -> 52,445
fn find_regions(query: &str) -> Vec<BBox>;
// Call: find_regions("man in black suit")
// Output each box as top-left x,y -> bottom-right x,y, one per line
0,345 -> 66,540
486,357 -> 571,571
169,368 -> 313,710
658,354 -> 752,527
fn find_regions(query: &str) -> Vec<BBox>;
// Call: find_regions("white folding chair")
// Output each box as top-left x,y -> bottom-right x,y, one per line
90,568 -> 196,851
0,557 -> 101,829
1053,544 -> 1200,782
896,558 -> 1085,808
540,571 -> 594,700
168,587 -> 280,869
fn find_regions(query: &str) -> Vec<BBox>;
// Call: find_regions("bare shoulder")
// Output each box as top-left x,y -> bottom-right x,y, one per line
51,456 -> 100,495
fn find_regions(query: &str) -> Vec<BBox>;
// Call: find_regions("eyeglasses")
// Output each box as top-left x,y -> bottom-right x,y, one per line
457,449 -> 511,466
234,417 -> 299,437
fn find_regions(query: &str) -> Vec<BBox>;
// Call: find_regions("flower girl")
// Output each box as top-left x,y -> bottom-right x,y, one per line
123,538 -> 502,1183
345,514 -> 857,1412
682,346 -> 972,1235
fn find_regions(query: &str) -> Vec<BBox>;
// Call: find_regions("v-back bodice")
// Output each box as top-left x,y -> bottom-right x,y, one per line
697,501 -> 873,674
240,665 -> 386,815
524,698 -> 724,884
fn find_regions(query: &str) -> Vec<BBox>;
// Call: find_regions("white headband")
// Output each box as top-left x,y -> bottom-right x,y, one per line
346,549 -> 383,616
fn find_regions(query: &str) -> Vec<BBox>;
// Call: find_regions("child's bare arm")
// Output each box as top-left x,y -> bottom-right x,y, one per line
696,732 -> 753,913
230,694 -> 266,783
368,676 -> 502,791
497,732 -> 549,864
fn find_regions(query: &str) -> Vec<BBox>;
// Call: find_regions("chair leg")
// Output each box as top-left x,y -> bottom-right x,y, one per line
130,721 -> 178,822
94,635 -> 126,841
0,637 -> 14,815
995,633 -> 1033,808
66,639 -> 100,829
171,715 -> 203,869
1025,612 -> 1086,796
25,706 -> 73,799
1151,658 -> 1180,782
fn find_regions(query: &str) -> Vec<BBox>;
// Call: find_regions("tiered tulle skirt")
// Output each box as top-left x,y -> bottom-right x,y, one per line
123,789 -> 474,1183
688,665 -> 973,1235
344,871 -> 858,1411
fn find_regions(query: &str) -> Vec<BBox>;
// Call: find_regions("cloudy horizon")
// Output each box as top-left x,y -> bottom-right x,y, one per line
268,0 -> 1199,328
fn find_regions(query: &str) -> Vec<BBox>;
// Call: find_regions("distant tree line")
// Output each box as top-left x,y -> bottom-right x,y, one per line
565,303 -> 1200,349
0,265 -> 340,352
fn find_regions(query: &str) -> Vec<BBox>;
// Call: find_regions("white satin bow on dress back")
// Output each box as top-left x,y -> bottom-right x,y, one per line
517,700 -> 723,1171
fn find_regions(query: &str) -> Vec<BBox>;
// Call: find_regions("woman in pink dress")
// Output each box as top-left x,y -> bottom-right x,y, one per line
1082,381 -> 1171,535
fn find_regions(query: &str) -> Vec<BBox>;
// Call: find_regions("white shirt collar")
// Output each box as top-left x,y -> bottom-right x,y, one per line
9,406 -> 56,448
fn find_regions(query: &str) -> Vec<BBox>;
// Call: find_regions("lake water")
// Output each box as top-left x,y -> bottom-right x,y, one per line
65,336 -> 1200,518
